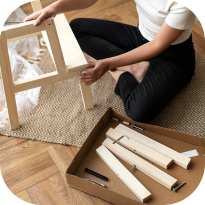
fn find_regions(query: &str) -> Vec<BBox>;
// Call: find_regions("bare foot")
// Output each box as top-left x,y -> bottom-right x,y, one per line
128,61 -> 149,83
84,53 -> 149,83
110,61 -> 149,83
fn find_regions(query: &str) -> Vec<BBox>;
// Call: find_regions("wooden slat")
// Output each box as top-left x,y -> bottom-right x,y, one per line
103,138 -> 178,189
77,70 -> 94,110
115,124 -> 191,169
31,1 -> 89,72
43,18 -> 67,74
31,0 -> 56,67
106,128 -> 173,169
2,20 -> 45,41
96,145 -> 152,203
54,14 -> 88,72
0,32 -> 19,129
6,31 -> 42,43
31,0 -> 43,11
14,70 -> 78,93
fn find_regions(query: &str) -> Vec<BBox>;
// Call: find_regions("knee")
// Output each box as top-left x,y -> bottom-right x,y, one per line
124,100 -> 155,123
70,18 -> 84,32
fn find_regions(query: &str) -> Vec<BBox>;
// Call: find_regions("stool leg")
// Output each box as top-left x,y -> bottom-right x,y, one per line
0,32 -> 19,129
77,70 -> 94,110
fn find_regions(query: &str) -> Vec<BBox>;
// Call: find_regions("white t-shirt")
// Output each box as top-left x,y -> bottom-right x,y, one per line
134,0 -> 196,45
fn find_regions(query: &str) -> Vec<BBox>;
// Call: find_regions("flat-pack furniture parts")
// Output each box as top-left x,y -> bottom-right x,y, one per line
106,128 -> 173,169
103,138 -> 178,190
115,124 -> 191,169
96,145 -> 152,203
0,0 -> 93,130
66,108 -> 205,205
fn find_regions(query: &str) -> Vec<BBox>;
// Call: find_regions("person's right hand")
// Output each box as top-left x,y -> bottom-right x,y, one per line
24,8 -> 56,26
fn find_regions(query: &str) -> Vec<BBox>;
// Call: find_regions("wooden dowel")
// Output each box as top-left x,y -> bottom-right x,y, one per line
123,121 -> 129,125
112,117 -> 118,121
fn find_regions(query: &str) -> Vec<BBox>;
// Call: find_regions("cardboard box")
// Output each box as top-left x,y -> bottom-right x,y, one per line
66,108 -> 205,205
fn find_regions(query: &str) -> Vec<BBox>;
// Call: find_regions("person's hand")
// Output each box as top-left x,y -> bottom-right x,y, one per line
24,7 -> 56,26
79,59 -> 110,86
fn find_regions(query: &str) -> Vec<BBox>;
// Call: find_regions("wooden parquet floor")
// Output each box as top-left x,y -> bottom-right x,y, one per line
1,0 -> 205,204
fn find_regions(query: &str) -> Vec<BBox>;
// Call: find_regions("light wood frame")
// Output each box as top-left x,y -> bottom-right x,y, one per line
115,124 -> 191,169
0,0 -> 94,130
96,145 -> 152,203
102,138 -> 178,190
106,128 -> 173,169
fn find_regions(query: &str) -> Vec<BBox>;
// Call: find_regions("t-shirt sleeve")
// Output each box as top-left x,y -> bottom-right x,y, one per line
165,2 -> 196,30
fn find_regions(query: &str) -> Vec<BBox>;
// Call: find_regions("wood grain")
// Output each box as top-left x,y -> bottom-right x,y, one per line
16,190 -> 32,204
0,32 -> 19,129
96,145 -> 152,202
103,138 -> 177,190
14,70 -> 78,93
2,19 -> 46,41
1,151 -> 59,194
106,127 -> 173,169
27,173 -> 80,205
115,124 -> 191,169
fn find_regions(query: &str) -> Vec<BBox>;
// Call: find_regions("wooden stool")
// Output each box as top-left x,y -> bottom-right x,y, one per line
0,0 -> 93,130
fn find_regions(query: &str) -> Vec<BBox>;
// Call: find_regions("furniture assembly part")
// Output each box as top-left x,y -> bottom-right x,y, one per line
32,1 -> 89,73
2,19 -> 45,41
54,14 -> 89,72
31,0 -> 57,67
32,0 -> 94,110
0,32 -> 19,129
14,71 -> 78,93
103,138 -> 178,190
106,128 -> 173,169
0,0 -> 94,130
96,145 -> 152,203
77,70 -> 94,110
43,18 -> 66,74
115,124 -> 191,169
6,31 -> 42,43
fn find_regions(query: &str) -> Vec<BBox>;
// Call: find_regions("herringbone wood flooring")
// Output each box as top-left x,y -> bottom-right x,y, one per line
0,0 -> 205,204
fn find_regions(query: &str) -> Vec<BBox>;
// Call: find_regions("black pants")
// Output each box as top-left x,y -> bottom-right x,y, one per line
70,18 -> 195,123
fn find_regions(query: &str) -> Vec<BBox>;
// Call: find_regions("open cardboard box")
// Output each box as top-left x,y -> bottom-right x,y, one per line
66,108 -> 205,205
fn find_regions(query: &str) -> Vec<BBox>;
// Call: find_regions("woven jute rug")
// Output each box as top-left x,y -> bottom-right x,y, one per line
0,50 -> 204,147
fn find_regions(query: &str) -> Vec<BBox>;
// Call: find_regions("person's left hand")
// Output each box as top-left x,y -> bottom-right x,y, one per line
79,59 -> 110,86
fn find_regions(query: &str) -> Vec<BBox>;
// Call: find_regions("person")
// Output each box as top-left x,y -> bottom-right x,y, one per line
25,0 -> 196,123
